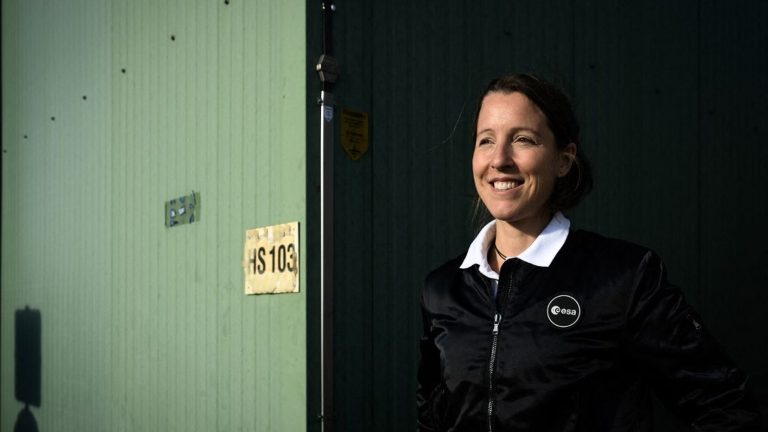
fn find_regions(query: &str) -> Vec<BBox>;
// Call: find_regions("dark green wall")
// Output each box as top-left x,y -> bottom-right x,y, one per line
313,1 -> 768,430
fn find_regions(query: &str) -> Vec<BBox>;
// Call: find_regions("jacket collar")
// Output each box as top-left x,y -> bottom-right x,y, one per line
459,212 -> 570,280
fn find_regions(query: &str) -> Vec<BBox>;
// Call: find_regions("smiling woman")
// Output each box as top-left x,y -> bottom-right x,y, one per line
473,90 -> 578,261
417,74 -> 761,432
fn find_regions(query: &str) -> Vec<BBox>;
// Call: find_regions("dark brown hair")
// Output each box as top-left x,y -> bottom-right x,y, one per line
474,74 -> 593,212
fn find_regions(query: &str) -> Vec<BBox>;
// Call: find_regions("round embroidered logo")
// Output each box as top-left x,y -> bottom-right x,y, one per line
546,294 -> 581,328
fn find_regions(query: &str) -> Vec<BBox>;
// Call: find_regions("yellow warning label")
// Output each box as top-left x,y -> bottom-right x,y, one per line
340,109 -> 369,160
243,222 -> 299,295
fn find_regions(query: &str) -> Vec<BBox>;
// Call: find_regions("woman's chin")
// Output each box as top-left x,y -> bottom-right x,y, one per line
491,209 -> 552,229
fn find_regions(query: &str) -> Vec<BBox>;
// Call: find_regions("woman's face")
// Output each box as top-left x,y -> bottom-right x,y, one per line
473,91 -> 574,226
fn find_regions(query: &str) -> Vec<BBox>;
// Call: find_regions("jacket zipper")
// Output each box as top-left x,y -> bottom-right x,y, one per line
487,312 -> 502,432
486,262 -> 518,432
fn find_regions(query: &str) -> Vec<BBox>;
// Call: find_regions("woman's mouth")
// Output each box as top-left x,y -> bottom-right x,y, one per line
493,180 -> 521,190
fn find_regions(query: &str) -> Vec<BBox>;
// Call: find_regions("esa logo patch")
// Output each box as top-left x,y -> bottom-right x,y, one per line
546,294 -> 581,328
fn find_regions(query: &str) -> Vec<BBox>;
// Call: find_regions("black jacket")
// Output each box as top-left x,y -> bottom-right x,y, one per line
417,230 -> 760,431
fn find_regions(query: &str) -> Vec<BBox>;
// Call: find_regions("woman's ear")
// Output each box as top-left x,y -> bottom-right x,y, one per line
558,143 -> 577,177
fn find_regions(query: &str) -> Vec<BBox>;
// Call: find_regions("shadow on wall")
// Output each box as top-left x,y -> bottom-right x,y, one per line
15,307 -> 41,432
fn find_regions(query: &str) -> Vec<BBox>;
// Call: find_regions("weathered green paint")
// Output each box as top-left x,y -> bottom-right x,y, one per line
1,0 -> 306,430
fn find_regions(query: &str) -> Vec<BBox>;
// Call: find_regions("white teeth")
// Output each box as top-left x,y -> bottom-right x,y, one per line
493,181 -> 518,190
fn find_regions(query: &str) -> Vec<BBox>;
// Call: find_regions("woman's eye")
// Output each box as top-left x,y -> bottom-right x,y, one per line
514,135 -> 535,145
477,137 -> 493,146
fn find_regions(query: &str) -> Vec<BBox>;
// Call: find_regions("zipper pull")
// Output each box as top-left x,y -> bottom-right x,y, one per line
492,313 -> 502,334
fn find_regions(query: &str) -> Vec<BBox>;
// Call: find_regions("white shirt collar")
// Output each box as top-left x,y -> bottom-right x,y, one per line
459,212 -> 571,280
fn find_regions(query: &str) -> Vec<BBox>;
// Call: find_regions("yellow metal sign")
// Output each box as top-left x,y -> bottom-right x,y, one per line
243,222 -> 299,295
340,109 -> 369,160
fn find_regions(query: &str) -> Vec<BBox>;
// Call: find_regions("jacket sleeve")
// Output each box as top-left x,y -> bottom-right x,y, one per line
416,281 -> 441,432
623,251 -> 762,431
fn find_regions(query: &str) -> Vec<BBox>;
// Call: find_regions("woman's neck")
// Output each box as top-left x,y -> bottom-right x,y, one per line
489,212 -> 553,272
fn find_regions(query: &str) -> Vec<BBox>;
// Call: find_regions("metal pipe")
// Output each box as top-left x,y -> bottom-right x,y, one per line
316,1 -> 338,430
319,90 -> 335,432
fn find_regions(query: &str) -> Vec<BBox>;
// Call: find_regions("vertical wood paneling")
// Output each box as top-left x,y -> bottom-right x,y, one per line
2,0 -> 306,431
699,0 -> 768,414
330,0 -> 375,429
572,1 -> 700,302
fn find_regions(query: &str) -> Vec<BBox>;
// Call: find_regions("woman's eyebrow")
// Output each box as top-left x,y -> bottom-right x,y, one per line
476,128 -> 495,136
476,127 -> 541,136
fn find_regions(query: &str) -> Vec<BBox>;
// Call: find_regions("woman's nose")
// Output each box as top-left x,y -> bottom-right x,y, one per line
490,141 -> 514,170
